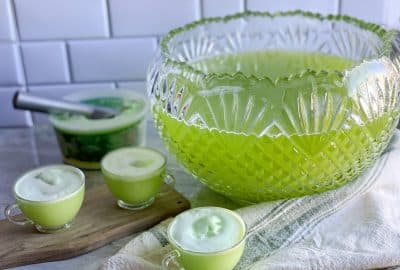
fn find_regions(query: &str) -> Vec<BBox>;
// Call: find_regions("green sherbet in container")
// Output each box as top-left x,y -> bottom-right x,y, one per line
50,89 -> 147,169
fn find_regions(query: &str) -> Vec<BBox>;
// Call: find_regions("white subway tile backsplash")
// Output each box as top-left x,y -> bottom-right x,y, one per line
341,0 -> 384,24
14,0 -> 109,40
0,43 -> 24,85
22,42 -> 69,84
29,83 -> 115,124
383,0 -> 400,29
0,87 -> 32,127
0,0 -> 396,127
109,0 -> 199,36
29,82 -> 115,97
0,0 -> 17,41
202,0 -> 243,18
246,0 -> 338,14
69,38 -> 157,82
116,81 -> 146,96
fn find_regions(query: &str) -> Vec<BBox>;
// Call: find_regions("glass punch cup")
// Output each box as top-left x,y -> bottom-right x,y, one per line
101,147 -> 175,210
162,207 -> 247,270
4,165 -> 85,233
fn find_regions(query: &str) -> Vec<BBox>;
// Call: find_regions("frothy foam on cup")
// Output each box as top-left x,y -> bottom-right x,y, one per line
101,147 -> 165,180
170,207 -> 245,253
15,166 -> 83,201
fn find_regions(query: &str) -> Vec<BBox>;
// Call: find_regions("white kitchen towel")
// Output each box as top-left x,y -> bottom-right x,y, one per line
100,130 -> 400,270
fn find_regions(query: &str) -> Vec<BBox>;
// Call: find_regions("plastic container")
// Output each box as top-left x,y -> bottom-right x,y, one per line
50,89 -> 147,169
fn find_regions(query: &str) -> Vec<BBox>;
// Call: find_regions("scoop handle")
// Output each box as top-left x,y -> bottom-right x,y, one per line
13,91 -> 118,119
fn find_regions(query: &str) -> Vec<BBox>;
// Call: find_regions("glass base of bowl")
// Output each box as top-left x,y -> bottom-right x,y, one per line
117,197 -> 155,210
35,222 -> 72,233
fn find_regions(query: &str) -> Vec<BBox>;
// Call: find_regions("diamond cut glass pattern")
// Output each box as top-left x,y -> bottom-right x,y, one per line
147,11 -> 400,204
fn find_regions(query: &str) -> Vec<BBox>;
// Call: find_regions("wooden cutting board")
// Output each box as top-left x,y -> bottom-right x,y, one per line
0,184 -> 190,269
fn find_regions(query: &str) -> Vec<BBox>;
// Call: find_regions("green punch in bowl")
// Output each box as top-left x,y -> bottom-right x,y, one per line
147,11 -> 400,204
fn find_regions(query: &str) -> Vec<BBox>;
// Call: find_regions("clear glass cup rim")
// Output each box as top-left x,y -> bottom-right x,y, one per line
166,206 -> 247,256
159,10 -> 397,83
12,164 -> 85,204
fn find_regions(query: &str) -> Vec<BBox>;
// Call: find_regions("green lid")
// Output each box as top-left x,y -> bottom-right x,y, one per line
49,89 -> 147,135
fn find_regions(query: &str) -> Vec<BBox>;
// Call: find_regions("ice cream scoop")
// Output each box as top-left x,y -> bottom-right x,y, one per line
13,91 -> 119,119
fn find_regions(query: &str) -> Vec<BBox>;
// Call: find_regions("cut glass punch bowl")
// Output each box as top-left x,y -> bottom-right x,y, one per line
147,11 -> 400,204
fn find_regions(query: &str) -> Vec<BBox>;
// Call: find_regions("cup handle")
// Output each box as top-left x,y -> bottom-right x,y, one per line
162,249 -> 184,270
4,203 -> 32,226
158,173 -> 176,197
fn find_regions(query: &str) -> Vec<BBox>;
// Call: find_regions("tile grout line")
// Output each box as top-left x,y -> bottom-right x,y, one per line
105,0 -> 113,37
62,41 -> 72,83
336,0 -> 343,15
65,42 -> 75,83
9,0 -> 33,126
16,34 -> 160,43
28,82 -> 118,92
9,0 -> 27,86
27,79 -> 146,88
197,0 -> 203,19
242,0 -> 248,12
9,0 -> 21,42
16,45 -> 27,88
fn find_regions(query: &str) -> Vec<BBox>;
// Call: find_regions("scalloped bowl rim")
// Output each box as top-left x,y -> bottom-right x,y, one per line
150,10 -> 400,139
160,10 -> 397,84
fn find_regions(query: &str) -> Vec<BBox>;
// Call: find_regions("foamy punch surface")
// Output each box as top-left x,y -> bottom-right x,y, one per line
170,207 -> 245,253
15,165 -> 83,201
101,147 -> 165,180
